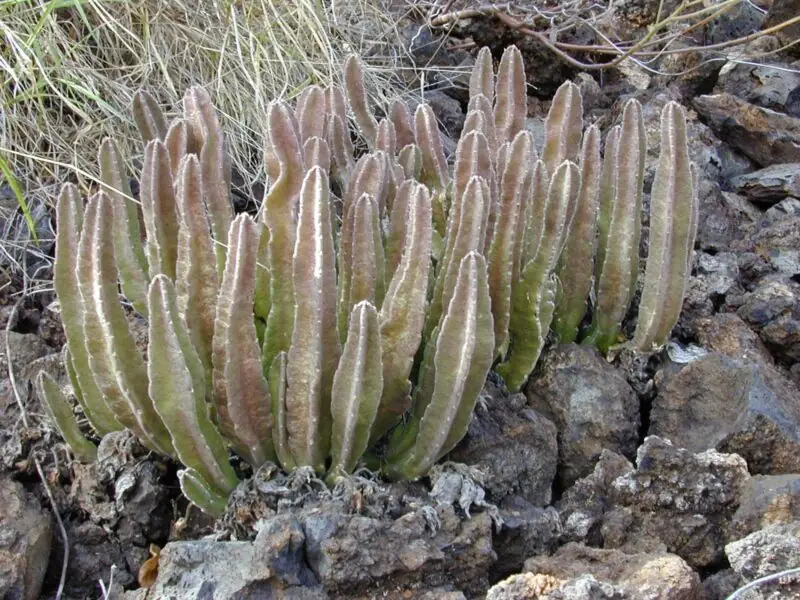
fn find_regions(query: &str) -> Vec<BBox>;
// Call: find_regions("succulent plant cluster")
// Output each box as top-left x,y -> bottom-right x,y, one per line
35,45 -> 697,516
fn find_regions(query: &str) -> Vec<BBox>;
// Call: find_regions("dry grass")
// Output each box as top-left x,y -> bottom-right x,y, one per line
0,0 -> 419,290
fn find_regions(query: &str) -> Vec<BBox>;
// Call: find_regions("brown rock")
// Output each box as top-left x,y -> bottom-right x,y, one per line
763,0 -> 800,56
730,163 -> 800,203
525,344 -> 640,489
693,93 -> 800,166
606,437 -> 750,568
693,313 -> 773,363
731,474 -> 800,540
486,573 -> 562,600
524,543 -> 703,600
651,352 -> 800,474
450,379 -> 558,506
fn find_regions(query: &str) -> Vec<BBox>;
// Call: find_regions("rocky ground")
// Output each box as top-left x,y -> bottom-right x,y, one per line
1,1 -> 800,599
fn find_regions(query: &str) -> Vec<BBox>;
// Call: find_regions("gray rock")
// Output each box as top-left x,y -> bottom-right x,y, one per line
136,515 -> 323,599
693,93 -> 800,166
0,331 -> 51,383
730,163 -> 800,203
737,279 -> 800,362
61,521 -> 136,595
603,437 -> 750,568
764,197 -> 800,223
651,352 -> 800,474
574,73 -> 607,114
303,504 -> 495,597
525,344 -> 640,489
423,89 -> 465,144
725,522 -> 800,596
36,301 -> 65,348
695,183 -> 755,253
696,252 -> 740,297
214,470 -> 500,597
557,450 -> 634,545
524,543 -> 702,600
610,0 -> 683,38
525,118 -> 547,156
449,380 -> 558,506
0,476 -> 52,600
731,474 -> 800,540
545,574 -> 626,600
702,569 -> 743,600
705,1 -> 764,44
716,57 -> 800,113
493,496 -> 561,578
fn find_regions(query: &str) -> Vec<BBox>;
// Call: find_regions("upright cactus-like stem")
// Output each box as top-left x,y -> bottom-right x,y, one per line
175,155 -> 219,386
99,138 -> 149,316
552,125 -> 601,343
132,90 -> 167,143
542,81 -> 583,174
78,194 -> 174,456
344,54 -> 378,149
470,47 -> 495,103
468,94 -> 498,157
304,136 -> 331,172
338,154 -> 388,338
520,160 -> 550,269
452,131 -> 493,224
497,161 -> 581,392
585,99 -> 646,353
426,176 -> 488,341
595,125 -> 619,288
262,101 -> 304,373
269,351 -> 294,470
35,371 -> 98,463
140,140 -> 179,280
212,215 -> 276,467
165,119 -> 191,174
327,86 -> 355,190
633,102 -> 697,351
398,144 -> 422,181
414,103 -> 449,247
488,131 -> 533,358
188,88 -> 234,281
494,45 -> 526,145
329,301 -> 383,480
54,185 -> 121,436
389,99 -> 415,149
286,167 -> 341,472
295,85 -> 327,143
338,193 -> 385,342
371,182 -> 432,443
376,118 -> 397,156
386,252 -> 494,480
149,274 -> 240,498
414,103 -> 449,194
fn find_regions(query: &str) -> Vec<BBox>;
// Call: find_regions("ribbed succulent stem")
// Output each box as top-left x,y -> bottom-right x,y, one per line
585,99 -> 646,353
552,125 -> 601,343
633,102 -> 698,351
497,161 -> 581,392
35,371 -> 98,463
386,252 -> 493,480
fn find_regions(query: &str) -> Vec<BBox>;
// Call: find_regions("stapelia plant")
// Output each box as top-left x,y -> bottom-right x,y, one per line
40,46 -> 699,514
41,61 -> 494,515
